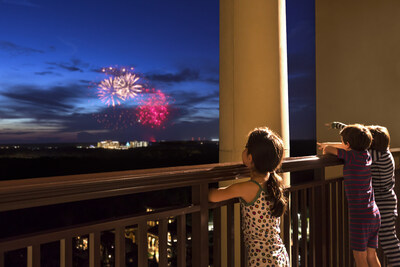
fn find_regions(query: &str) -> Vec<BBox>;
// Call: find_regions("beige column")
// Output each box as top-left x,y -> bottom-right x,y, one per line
220,0 -> 289,266
220,0 -> 289,163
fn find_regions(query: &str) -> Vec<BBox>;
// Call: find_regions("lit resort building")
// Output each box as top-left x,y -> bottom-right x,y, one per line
97,140 -> 120,149
97,140 -> 149,150
129,141 -> 148,148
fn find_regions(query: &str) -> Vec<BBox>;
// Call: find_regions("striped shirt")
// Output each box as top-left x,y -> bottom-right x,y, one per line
370,149 -> 397,215
337,149 -> 380,220
331,121 -> 347,130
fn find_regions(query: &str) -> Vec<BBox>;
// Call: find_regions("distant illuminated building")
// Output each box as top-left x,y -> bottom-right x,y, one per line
97,140 -> 120,149
97,140 -> 148,149
128,140 -> 149,148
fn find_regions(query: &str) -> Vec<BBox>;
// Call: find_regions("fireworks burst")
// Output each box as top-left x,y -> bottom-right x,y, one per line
94,66 -> 173,130
97,77 -> 120,107
137,89 -> 170,128
97,67 -> 142,106
114,73 -> 142,101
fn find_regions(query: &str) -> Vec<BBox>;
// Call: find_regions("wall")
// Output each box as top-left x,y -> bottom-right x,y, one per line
316,1 -> 400,155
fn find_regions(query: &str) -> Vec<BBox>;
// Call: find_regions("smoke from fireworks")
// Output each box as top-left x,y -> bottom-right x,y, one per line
94,107 -> 137,130
97,67 -> 142,107
137,89 -> 170,128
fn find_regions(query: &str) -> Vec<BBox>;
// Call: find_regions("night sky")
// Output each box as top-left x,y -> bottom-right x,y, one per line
0,0 -> 314,144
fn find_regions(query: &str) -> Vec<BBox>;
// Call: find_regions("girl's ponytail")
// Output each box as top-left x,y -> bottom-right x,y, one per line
264,172 -> 287,217
246,127 -> 287,217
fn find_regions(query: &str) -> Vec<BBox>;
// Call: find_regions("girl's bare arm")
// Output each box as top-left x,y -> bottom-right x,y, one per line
208,181 -> 258,203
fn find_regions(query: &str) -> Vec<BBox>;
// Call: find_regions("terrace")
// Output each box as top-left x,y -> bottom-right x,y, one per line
0,148 -> 399,266
1,1 -> 399,266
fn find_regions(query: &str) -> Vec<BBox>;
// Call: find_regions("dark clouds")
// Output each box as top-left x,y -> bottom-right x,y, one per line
0,41 -> 44,55
0,84 -> 90,115
172,90 -> 218,107
167,89 -> 219,125
91,67 -> 105,73
58,112 -> 106,133
146,67 -> 218,85
34,71 -> 58,76
46,59 -> 89,72
47,64 -> 81,72
146,68 -> 200,83
0,130 -> 35,136
204,77 -> 219,85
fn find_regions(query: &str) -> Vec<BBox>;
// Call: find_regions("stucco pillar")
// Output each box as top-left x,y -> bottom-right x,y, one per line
220,0 -> 290,163
219,0 -> 289,266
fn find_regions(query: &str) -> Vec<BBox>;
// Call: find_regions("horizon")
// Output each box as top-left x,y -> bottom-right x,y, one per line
0,139 -> 317,147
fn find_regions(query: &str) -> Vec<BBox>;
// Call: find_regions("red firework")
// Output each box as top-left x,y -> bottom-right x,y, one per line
137,89 -> 170,127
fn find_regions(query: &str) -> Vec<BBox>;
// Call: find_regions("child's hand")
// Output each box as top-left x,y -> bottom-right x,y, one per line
317,142 -> 330,155
317,142 -> 339,156
317,142 -> 327,151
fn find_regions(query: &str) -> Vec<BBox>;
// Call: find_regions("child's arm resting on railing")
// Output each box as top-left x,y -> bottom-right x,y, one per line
317,142 -> 346,156
208,182 -> 253,203
318,142 -> 347,149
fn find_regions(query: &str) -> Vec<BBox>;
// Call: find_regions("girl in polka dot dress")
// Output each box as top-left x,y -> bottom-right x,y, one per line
209,127 -> 289,266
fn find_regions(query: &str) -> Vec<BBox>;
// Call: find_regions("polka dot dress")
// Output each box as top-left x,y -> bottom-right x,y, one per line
240,180 -> 289,267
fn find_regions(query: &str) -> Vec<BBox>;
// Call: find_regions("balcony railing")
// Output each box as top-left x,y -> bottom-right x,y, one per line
0,148 -> 399,267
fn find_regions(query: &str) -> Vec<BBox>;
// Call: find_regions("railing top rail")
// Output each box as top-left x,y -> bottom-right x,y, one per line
0,148 -> 398,212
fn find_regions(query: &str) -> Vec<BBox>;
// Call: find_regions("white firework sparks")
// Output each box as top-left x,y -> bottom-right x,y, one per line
97,70 -> 143,107
114,73 -> 142,101
98,77 -> 121,107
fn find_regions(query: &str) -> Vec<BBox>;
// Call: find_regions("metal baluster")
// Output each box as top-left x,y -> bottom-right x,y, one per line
158,218 -> 168,267
60,237 -> 72,267
89,232 -> 100,267
115,227 -> 125,267
177,214 -> 187,267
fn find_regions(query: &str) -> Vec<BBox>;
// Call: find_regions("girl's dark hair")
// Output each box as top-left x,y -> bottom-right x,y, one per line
245,127 -> 287,217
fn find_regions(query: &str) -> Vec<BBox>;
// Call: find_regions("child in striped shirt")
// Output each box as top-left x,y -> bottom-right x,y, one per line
329,122 -> 400,266
318,124 -> 381,267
